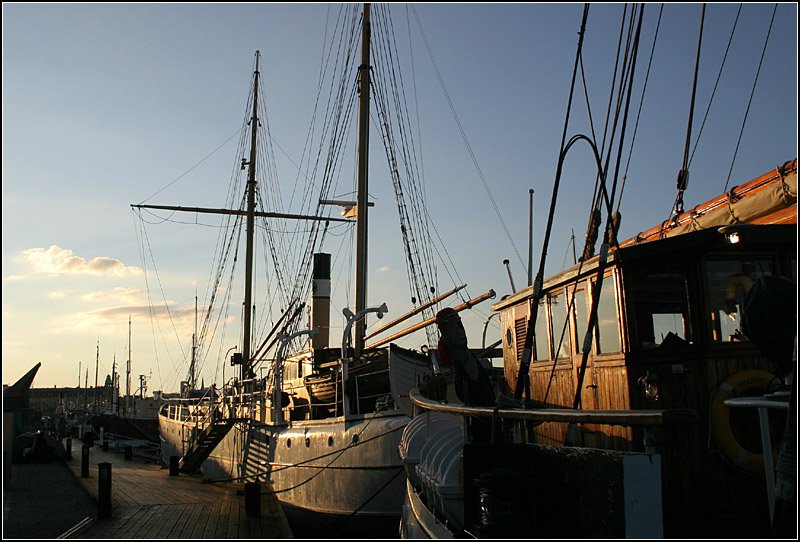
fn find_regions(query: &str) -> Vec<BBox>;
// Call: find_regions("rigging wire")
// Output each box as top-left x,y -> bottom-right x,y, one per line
410,5 -> 526,272
670,3 -> 705,222
722,3 -> 777,193
617,3 -> 664,214
688,3 -> 742,168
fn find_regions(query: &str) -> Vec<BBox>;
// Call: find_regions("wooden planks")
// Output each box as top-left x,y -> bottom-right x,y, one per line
59,445 -> 292,539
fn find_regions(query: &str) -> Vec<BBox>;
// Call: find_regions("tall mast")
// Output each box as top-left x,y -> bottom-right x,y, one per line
94,339 -> 99,413
354,3 -> 372,354
111,352 -> 117,414
242,51 -> 260,381
190,293 -> 197,388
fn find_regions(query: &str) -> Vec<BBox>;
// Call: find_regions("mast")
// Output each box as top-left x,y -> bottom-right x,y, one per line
94,339 -> 99,413
126,316 -> 131,415
354,3 -> 372,354
111,352 -> 117,414
241,51 -> 260,382
190,293 -> 197,388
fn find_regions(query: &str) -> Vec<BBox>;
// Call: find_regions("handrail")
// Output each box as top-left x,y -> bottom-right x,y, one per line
409,388 -> 698,427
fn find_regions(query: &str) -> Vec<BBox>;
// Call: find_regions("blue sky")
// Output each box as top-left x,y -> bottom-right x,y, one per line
3,3 -> 797,392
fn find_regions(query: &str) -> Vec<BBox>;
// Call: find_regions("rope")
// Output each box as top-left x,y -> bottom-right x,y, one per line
672,4 -> 706,218
688,3 -> 742,168
514,4 -> 591,402
617,3 -> 664,214
722,3 -> 778,193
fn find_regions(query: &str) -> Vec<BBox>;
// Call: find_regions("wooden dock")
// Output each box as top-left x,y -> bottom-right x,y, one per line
59,443 -> 292,539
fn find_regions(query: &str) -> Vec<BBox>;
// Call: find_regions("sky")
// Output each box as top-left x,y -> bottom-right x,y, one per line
3,3 -> 797,393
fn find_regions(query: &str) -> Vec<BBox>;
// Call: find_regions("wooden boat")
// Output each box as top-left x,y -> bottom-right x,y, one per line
399,3 -> 796,538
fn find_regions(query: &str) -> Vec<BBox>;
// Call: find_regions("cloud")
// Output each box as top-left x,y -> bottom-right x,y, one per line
377,266 -> 390,273
14,246 -> 142,278
83,287 -> 144,304
48,291 -> 67,299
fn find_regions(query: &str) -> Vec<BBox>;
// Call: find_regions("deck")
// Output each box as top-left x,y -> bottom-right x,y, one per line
60,442 -> 292,539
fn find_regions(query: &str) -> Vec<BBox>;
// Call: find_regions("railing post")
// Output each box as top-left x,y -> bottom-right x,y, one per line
81,444 -> 90,477
169,455 -> 179,476
98,462 -> 112,518
245,481 -> 261,517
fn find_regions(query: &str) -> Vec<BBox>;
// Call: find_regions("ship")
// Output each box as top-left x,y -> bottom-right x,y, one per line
132,3 -> 496,537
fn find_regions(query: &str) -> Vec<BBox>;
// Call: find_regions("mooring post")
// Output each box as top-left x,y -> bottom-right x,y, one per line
169,455 -> 179,476
81,444 -> 90,477
98,462 -> 112,518
245,481 -> 261,518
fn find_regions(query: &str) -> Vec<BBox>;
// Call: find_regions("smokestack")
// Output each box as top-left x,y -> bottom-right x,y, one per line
311,253 -> 331,353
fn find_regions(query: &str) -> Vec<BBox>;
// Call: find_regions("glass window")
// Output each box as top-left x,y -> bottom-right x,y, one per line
533,298 -> 550,361
595,277 -> 621,354
550,291 -> 571,359
573,287 -> 588,354
706,258 -> 773,342
630,271 -> 691,350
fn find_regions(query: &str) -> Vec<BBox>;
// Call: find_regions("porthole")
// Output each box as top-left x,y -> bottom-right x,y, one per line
286,438 -> 292,448
305,437 -> 311,448
327,436 -> 334,447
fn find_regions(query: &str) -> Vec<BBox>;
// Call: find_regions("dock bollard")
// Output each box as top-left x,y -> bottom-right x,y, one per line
81,445 -> 90,477
245,481 -> 261,518
169,455 -> 179,476
98,462 -> 112,518
65,437 -> 72,460
124,445 -> 132,460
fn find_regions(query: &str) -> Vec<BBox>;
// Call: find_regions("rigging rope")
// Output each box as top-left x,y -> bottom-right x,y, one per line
411,5 -> 526,272
617,3 -> 664,214
671,3 -> 705,220
688,3 -> 742,168
722,3 -> 777,193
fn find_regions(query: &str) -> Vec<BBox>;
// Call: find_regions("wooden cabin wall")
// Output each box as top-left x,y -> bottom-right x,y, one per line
496,226 -> 795,536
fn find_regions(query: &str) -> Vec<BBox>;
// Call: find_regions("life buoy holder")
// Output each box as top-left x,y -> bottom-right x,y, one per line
709,369 -> 776,475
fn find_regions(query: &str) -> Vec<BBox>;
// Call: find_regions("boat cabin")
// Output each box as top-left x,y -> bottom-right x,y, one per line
492,222 -> 796,533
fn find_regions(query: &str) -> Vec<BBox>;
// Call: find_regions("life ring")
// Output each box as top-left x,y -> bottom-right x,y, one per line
709,369 -> 776,474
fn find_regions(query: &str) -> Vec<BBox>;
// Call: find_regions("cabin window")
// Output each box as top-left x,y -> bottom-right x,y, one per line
595,276 -> 622,354
706,257 -> 774,342
550,291 -> 571,359
533,298 -> 550,361
630,271 -> 691,350
572,287 -> 588,354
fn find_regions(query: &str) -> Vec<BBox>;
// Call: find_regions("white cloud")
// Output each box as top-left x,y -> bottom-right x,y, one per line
82,287 -> 144,305
48,291 -> 67,299
377,266 -> 390,273
14,245 -> 142,278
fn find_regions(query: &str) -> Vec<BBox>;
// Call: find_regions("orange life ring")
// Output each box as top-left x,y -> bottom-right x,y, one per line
709,369 -> 776,475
